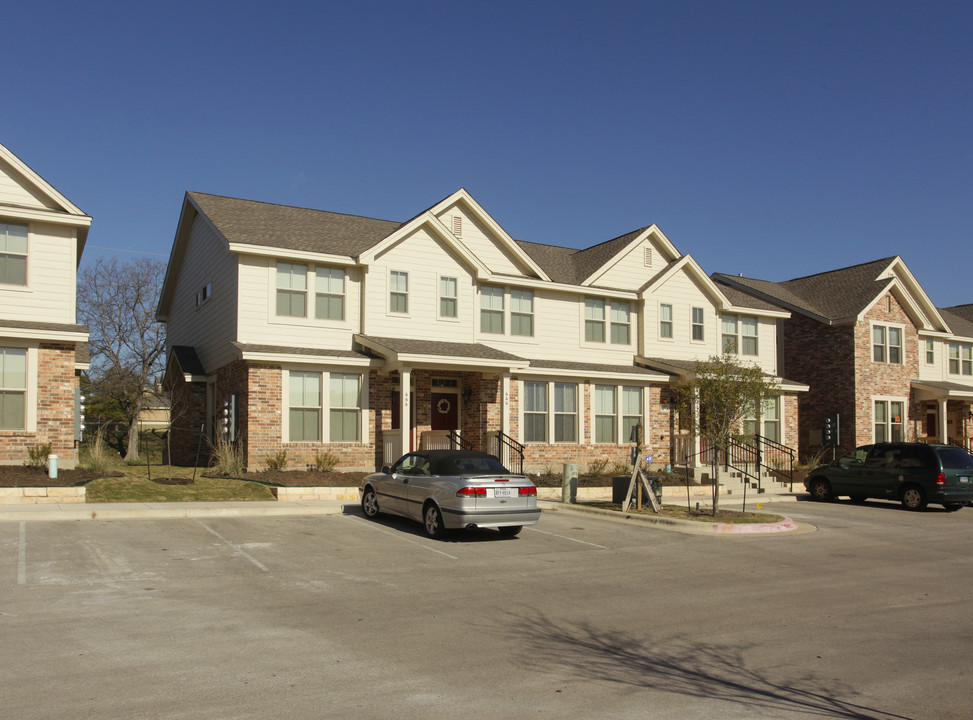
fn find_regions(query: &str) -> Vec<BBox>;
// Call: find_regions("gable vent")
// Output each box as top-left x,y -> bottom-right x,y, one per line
644,247 -> 653,267
452,216 -> 462,237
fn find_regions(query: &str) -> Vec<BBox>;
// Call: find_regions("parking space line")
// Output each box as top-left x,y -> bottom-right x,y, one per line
18,522 -> 26,585
524,526 -> 609,549
195,520 -> 270,572
344,516 -> 458,559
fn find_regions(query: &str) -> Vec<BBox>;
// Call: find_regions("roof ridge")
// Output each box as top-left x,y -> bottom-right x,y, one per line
782,256 -> 897,284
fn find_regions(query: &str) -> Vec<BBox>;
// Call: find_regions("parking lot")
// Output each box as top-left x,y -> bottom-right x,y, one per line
3,499 -> 971,719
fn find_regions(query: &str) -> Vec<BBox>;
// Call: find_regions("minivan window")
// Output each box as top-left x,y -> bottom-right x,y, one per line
935,447 -> 973,470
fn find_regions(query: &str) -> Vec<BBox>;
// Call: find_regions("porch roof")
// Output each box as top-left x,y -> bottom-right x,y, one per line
636,356 -> 809,392
912,379 -> 973,399
354,335 -> 529,371
232,342 -> 375,366
523,359 -> 669,381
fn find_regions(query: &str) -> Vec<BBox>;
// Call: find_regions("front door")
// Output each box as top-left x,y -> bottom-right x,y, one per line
431,391 -> 459,432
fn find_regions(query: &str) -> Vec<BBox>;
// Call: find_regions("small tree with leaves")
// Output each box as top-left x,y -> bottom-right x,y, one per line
676,353 -> 780,514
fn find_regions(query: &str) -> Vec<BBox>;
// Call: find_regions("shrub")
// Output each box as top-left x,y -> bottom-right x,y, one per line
608,461 -> 631,476
586,458 -> 610,476
311,451 -> 339,472
81,429 -> 118,473
25,442 -> 52,470
265,450 -> 287,472
209,437 -> 245,476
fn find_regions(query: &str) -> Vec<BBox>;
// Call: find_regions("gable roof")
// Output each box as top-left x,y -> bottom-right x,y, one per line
0,142 -> 92,258
940,306 -> 973,340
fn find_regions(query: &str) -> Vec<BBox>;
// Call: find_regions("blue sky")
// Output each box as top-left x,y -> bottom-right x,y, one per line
6,1 -> 973,306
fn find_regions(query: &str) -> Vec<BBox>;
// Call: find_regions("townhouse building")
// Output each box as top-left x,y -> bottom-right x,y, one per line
157,189 -> 806,473
0,142 -> 90,468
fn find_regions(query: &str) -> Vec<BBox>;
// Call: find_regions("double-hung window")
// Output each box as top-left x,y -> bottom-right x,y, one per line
330,374 -> 361,442
585,299 -> 606,342
741,317 -> 758,356
315,267 -> 345,321
722,315 -> 739,354
692,307 -> 705,341
874,399 -> 905,442
276,263 -> 308,317
873,325 -> 903,364
288,371 -> 321,442
610,302 -> 631,344
389,271 -> 408,313
0,223 -> 28,286
523,381 -> 547,442
594,385 -> 616,443
0,348 -> 26,430
925,339 -> 935,365
554,383 -> 577,442
481,287 -> 504,334
949,344 -> 973,375
511,290 -> 534,337
659,304 -> 673,339
439,277 -> 458,319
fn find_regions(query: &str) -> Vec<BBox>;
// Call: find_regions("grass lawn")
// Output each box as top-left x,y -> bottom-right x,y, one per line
85,464 -> 276,503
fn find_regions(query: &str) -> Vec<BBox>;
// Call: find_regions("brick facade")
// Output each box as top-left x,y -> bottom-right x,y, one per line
0,344 -> 80,469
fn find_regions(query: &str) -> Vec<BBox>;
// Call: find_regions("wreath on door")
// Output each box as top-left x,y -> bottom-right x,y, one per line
436,398 -> 451,414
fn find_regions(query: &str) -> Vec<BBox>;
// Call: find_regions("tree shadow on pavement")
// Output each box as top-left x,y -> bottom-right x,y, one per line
508,612 -> 914,720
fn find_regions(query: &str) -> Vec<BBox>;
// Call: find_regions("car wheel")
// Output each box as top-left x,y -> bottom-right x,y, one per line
942,503 -> 964,512
498,525 -> 522,537
361,486 -> 380,519
423,503 -> 445,538
900,485 -> 927,511
808,478 -> 832,502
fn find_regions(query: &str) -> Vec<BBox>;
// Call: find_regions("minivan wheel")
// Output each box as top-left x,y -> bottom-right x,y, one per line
808,478 -> 832,502
900,485 -> 927,511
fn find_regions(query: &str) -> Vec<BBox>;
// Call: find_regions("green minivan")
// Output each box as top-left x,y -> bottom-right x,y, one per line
805,442 -> 973,511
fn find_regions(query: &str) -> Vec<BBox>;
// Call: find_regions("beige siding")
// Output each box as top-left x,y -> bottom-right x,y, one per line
165,217 -> 239,372
237,255 -> 362,349
0,222 -> 77,325
592,237 -> 669,291
364,227 -> 477,342
435,204 -> 525,277
0,158 -> 59,211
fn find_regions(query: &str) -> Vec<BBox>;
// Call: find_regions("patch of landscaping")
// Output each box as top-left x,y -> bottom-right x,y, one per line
580,501 -> 784,524
0,465 -> 122,487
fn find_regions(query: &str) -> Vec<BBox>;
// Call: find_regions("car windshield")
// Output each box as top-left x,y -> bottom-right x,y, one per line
935,447 -> 973,470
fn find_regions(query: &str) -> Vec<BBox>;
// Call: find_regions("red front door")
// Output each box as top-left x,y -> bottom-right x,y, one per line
431,392 -> 459,431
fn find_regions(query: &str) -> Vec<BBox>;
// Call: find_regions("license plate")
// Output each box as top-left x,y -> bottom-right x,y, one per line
961,477 -> 970,484
494,487 -> 512,498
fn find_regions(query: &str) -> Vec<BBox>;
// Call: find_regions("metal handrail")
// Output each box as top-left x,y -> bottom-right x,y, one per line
752,434 -> 795,488
446,430 -> 476,452
489,430 -> 525,475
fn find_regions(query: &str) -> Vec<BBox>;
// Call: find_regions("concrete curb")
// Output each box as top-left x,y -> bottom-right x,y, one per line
537,499 -> 814,535
0,501 -> 356,523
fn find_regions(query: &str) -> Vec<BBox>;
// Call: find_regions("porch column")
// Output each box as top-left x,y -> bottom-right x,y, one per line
939,398 -> 948,443
400,367 -> 412,454
501,373 -> 511,437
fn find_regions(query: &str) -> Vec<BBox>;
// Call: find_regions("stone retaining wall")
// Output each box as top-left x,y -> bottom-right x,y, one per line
0,487 -> 85,504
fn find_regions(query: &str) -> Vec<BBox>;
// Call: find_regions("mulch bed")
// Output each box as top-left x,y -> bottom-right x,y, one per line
0,466 -> 122,487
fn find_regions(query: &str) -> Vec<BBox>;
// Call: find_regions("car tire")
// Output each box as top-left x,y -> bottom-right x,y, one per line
808,478 -> 832,502
361,486 -> 380,519
942,503 -> 964,512
423,503 -> 445,539
900,485 -> 927,511
498,525 -> 522,537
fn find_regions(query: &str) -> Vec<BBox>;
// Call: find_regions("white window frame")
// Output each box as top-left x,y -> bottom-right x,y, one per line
872,323 -> 904,365
659,303 -> 674,340
621,386 -> 642,443
389,270 -> 409,315
523,380 -> 548,442
691,307 -> 705,342
439,276 -> 458,320
0,222 -> 28,287
329,373 -> 362,442
873,397 -> 906,443
284,369 -> 366,444
553,382 -> 578,443
925,338 -> 935,366
584,299 -> 605,343
276,262 -> 308,318
287,370 -> 321,442
0,347 -> 28,430
610,301 -> 631,345
594,385 -> 617,443
480,286 -> 505,334
511,289 -> 534,337
315,267 -> 345,321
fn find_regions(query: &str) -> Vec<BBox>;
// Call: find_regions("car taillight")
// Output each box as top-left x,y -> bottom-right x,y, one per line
936,472 -> 946,486
457,487 -> 486,497
519,487 -> 537,496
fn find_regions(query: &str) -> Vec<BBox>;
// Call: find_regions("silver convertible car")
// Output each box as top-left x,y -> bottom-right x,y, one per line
360,449 -> 541,538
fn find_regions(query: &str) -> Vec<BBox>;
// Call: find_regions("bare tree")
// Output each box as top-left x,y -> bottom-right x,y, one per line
78,257 -> 166,462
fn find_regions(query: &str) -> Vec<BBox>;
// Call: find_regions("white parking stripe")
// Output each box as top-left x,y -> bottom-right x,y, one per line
344,515 -> 459,560
18,522 -> 26,585
524,525 -> 609,549
195,520 -> 270,572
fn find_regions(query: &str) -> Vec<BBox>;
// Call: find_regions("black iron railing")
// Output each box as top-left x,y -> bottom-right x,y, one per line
488,430 -> 525,475
446,430 -> 477,452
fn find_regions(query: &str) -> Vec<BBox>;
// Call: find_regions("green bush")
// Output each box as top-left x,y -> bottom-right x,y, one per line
25,442 -> 52,470
311,450 -> 338,472
265,450 -> 287,472
81,429 -> 119,473
209,438 -> 245,476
